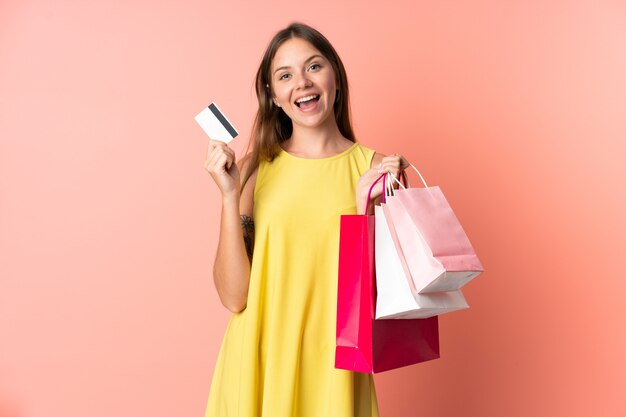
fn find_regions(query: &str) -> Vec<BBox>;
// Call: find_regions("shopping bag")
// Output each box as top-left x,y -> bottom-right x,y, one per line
385,166 -> 483,293
375,200 -> 469,320
335,174 -> 440,373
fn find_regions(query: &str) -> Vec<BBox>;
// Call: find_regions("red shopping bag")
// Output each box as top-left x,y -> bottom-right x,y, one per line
335,175 -> 440,373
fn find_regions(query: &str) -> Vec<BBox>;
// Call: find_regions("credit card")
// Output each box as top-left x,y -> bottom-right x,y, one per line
194,102 -> 238,143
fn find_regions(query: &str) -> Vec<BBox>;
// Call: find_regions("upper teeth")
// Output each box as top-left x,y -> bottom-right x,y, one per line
296,95 -> 318,103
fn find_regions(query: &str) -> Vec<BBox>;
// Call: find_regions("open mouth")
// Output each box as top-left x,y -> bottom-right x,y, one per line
295,94 -> 321,108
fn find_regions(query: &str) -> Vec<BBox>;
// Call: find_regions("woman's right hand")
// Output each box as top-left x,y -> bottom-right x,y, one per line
204,139 -> 240,196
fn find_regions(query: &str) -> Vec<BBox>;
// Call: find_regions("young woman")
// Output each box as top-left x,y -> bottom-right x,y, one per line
204,22 -> 408,417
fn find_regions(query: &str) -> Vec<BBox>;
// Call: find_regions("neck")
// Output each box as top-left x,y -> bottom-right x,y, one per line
285,116 -> 349,158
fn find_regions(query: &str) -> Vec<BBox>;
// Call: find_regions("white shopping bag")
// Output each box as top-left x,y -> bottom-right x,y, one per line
375,204 -> 469,319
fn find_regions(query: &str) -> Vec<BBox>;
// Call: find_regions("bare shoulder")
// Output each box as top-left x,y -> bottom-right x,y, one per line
238,153 -> 257,216
370,152 -> 386,168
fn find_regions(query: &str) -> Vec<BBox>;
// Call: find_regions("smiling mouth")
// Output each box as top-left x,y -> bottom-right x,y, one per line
295,95 -> 320,107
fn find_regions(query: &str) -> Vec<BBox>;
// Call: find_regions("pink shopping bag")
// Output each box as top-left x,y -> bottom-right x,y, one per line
375,174 -> 468,319
385,166 -> 483,293
335,175 -> 439,373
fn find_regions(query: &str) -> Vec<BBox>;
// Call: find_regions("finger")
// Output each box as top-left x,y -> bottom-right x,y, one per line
398,155 -> 410,170
207,141 -> 232,160
206,147 -> 228,172
385,154 -> 410,171
206,142 -> 229,167
221,147 -> 236,169
210,145 -> 232,169
382,154 -> 402,165
204,149 -> 216,171
378,155 -> 399,171
214,153 -> 231,174
218,144 -> 236,170
223,147 -> 236,166
378,161 -> 400,173
209,139 -> 231,151
206,145 -> 222,166
206,140 -> 219,159
217,149 -> 235,172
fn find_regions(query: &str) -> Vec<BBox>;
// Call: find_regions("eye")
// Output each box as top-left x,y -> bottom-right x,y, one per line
278,73 -> 291,81
308,63 -> 321,71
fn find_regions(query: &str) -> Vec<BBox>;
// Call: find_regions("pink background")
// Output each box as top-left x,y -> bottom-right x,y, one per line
1,1 -> 625,416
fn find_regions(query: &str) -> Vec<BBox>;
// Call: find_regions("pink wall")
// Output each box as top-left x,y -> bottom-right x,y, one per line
1,1 -> 625,416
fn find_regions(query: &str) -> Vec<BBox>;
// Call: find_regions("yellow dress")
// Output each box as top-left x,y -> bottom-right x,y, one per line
205,142 -> 379,417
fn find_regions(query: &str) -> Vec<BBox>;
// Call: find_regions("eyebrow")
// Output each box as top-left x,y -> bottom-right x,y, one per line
273,54 -> 324,75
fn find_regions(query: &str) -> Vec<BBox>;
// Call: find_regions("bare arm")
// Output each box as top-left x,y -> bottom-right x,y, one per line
205,141 -> 256,313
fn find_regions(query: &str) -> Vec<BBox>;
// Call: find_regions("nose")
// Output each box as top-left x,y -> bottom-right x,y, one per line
296,72 -> 313,89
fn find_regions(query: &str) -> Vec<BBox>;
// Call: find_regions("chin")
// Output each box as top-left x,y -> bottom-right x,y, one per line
294,108 -> 333,127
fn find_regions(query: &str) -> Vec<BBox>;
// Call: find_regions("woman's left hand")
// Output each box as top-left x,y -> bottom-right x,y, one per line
356,153 -> 410,214
377,153 -> 410,180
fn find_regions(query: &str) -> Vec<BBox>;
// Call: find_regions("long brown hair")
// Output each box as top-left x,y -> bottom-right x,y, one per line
241,22 -> 355,189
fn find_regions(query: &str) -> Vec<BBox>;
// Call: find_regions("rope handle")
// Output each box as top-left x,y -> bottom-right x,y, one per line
363,173 -> 386,215
388,163 -> 429,190
363,164 -> 428,214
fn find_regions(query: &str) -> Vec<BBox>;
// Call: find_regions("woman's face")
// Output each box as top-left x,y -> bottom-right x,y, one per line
270,37 -> 337,129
